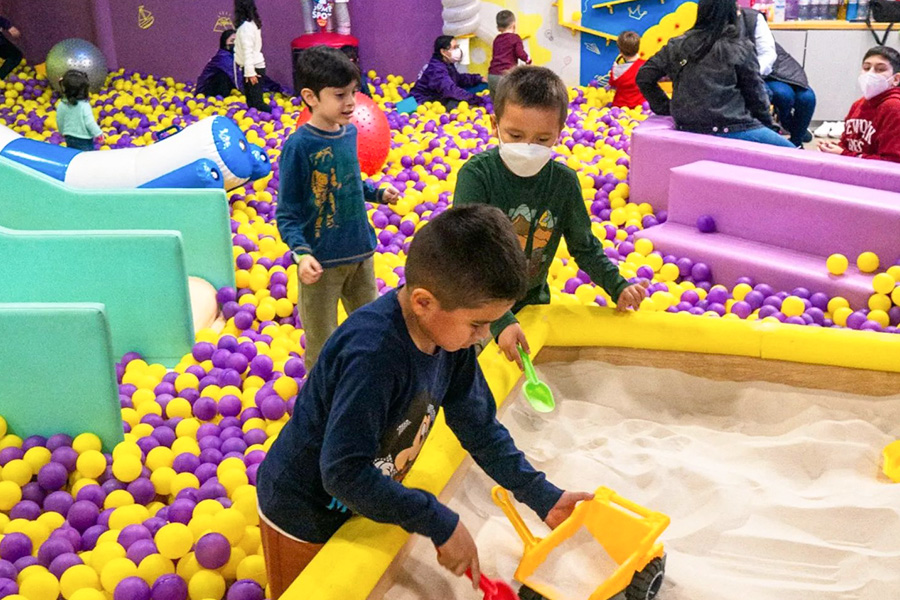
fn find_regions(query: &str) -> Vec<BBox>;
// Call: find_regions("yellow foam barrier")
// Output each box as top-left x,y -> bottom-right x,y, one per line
285,305 -> 900,599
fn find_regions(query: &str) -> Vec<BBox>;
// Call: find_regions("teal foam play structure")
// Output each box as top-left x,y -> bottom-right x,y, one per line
0,156 -> 235,290
0,224 -> 194,366
0,303 -> 124,450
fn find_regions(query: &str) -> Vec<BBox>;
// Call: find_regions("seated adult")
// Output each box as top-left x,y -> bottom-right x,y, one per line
636,0 -> 794,148
411,35 -> 486,109
196,29 -> 282,98
819,46 -> 900,163
738,4 -> 816,148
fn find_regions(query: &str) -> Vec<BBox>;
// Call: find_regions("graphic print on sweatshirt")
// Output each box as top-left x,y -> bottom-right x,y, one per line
311,146 -> 340,235
509,205 -> 556,279
373,392 -> 437,482
844,118 -> 876,154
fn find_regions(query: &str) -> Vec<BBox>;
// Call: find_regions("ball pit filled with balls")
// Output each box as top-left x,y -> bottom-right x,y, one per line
2,50 -> 900,599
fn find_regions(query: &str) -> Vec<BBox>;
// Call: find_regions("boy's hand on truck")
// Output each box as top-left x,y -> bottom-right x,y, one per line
545,491 -> 595,529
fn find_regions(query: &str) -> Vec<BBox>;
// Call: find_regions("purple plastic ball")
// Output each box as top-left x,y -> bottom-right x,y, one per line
0,578 -> 16,598
37,537 -> 74,567
37,462 -> 68,492
227,579 -> 265,600
0,533 -> 32,563
151,573 -> 188,600
195,532 -> 231,569
43,491 -> 74,516
48,552 -> 83,578
116,576 -> 152,600
696,215 -> 717,233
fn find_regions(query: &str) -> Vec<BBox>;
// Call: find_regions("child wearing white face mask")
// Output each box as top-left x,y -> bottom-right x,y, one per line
819,46 -> 900,163
454,66 -> 648,370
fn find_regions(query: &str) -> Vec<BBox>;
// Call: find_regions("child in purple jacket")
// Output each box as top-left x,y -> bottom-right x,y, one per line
411,35 -> 486,109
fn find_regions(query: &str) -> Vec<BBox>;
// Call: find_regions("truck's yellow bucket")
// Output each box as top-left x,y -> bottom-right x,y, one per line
492,486 -> 670,600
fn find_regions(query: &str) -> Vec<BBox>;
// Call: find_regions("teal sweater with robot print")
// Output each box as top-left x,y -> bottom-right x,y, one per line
277,123 -> 385,268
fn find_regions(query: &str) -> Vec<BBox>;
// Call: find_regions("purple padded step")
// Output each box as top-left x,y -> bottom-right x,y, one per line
665,161 -> 900,263
636,223 -> 875,306
631,117 -> 900,211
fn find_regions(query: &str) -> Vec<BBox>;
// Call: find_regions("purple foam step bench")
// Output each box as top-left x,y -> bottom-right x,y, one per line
665,161 -> 900,264
635,223 -> 875,306
631,117 -> 900,211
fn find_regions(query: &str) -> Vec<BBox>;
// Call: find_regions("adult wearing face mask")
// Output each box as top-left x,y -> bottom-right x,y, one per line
819,46 -> 900,163
196,29 -> 283,99
411,35 -> 486,109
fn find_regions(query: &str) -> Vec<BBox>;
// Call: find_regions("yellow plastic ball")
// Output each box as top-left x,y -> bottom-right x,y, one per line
100,557 -> 137,592
212,508 -> 247,545
104,489 -> 134,509
873,273 -> 896,295
76,450 -> 107,479
0,480 -> 23,511
60,564 -> 101,599
868,309 -> 890,327
832,306 -> 853,327
111,455 -> 143,483
827,296 -> 850,314
73,433 -> 102,454
69,589 -> 106,600
633,237 -> 653,256
18,570 -> 59,600
892,286 -> 900,307
23,447 -> 51,472
781,296 -> 805,318
236,554 -> 268,587
857,251 -> 880,273
89,542 -> 126,572
155,523 -> 194,560
868,293 -> 892,313
826,253 -> 848,276
188,569 -> 226,600
2,459 -> 32,487
136,554 -> 175,585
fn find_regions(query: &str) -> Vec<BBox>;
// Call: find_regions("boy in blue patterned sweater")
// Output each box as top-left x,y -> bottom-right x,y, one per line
277,46 -> 399,371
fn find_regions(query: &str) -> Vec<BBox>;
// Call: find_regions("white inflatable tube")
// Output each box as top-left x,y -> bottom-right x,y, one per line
443,14 -> 481,36
442,3 -> 480,23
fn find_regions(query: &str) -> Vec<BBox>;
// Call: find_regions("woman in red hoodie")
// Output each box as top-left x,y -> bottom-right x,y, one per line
609,31 -> 646,108
819,46 -> 900,163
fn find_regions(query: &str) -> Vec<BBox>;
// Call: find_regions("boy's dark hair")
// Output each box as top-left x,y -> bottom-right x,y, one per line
617,31 -> 641,57
405,205 -> 527,310
433,35 -> 454,57
295,45 -> 360,107
494,66 -> 568,127
496,10 -> 516,30
865,46 -> 900,73
340,44 -> 359,65
61,70 -> 89,106
234,0 -> 262,28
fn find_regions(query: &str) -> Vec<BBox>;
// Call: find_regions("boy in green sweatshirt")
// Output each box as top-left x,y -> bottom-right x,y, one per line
454,66 -> 646,368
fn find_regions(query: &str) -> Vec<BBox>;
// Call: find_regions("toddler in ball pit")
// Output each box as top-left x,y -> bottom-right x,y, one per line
276,46 -> 399,372
257,205 -> 592,598
454,65 -> 647,369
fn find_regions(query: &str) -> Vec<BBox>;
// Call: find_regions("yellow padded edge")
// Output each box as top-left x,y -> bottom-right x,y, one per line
283,305 -> 900,599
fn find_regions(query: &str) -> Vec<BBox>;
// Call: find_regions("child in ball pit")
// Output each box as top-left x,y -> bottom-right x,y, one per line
454,65 -> 647,369
257,205 -> 593,598
276,46 -> 400,372
56,70 -> 105,151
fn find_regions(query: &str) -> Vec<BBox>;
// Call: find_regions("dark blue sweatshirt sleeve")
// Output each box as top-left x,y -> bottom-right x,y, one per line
0,17 -> 11,31
363,180 -> 385,203
442,352 -> 563,520
276,136 -> 313,255
319,348 -> 460,546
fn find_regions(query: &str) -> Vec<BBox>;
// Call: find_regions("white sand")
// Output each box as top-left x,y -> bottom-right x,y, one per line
527,527 -> 619,600
384,360 -> 900,600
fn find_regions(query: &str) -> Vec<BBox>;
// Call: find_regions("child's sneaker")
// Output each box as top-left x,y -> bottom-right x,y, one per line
813,122 -> 833,137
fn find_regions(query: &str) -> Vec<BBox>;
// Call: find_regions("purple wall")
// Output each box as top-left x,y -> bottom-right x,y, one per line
4,0 -> 97,66
5,0 -> 443,88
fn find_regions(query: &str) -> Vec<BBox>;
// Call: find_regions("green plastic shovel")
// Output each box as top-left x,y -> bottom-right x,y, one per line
517,345 -> 555,413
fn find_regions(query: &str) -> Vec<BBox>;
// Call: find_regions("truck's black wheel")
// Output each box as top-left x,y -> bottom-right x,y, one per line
517,584 -> 546,600
624,556 -> 665,600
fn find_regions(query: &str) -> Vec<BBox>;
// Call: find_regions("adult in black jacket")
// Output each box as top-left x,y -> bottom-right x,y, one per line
739,6 -> 816,147
0,15 -> 22,80
636,0 -> 795,147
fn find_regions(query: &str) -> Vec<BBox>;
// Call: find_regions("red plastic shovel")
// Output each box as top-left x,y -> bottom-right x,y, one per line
466,568 -> 518,600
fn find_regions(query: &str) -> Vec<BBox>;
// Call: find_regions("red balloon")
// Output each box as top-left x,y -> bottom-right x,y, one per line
295,92 -> 390,175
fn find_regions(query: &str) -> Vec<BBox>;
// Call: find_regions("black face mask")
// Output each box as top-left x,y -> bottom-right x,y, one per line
226,44 -> 235,53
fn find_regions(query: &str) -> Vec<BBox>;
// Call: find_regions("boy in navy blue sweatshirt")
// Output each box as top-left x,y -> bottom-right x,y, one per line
277,46 -> 399,371
257,205 -> 593,598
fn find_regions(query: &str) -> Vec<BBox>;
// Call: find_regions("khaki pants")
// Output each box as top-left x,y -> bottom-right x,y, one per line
299,257 -> 377,371
259,516 -> 325,599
